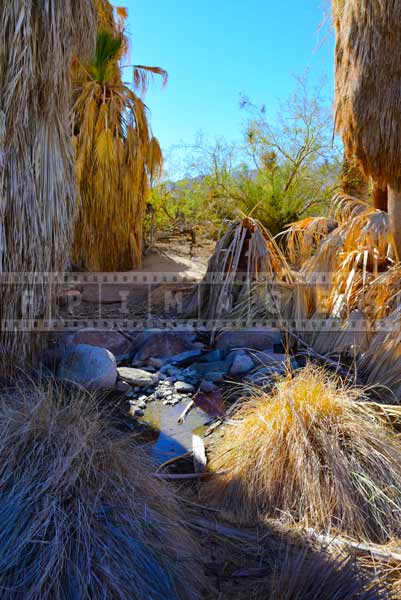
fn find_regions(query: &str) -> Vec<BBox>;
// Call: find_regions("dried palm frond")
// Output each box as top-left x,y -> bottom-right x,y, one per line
203,365 -> 401,542
358,305 -> 401,402
302,205 -> 393,318
354,265 -> 401,322
333,0 -> 401,255
185,217 -> 293,323
0,0 -> 97,374
283,216 -> 336,267
0,382 -> 202,599
72,14 -> 167,271
333,1 -> 401,191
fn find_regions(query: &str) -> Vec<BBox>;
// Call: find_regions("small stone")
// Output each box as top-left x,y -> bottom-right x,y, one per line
200,380 -> 219,393
137,400 -> 146,410
148,357 -> 165,368
174,381 -> 195,393
115,380 -> 132,394
227,350 -> 255,376
130,406 -> 144,417
118,367 -> 159,387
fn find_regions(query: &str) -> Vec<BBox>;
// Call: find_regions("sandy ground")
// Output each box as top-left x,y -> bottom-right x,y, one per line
58,237 -> 215,322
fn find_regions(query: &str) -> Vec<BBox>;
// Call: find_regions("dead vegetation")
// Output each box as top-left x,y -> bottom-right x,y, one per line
0,382 -> 203,600
202,365 -> 401,543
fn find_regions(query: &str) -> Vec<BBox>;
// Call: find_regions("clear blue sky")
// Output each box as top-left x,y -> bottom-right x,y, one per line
124,1 -> 333,152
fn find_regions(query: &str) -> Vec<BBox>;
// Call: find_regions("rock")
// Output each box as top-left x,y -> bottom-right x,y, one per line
132,330 -> 198,362
227,350 -> 255,376
137,400 -> 147,410
174,381 -> 195,394
70,328 -> 133,357
199,380 -> 219,393
204,371 -> 226,383
215,328 -> 282,352
118,367 -> 159,387
148,357 -> 165,369
115,380 -> 132,394
129,406 -> 144,417
165,349 -> 203,366
197,349 -> 226,363
56,344 -> 117,389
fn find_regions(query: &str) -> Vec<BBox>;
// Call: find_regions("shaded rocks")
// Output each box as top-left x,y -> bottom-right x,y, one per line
215,328 -> 282,351
132,330 -> 198,363
56,344 -> 117,389
70,328 -> 133,357
118,367 -> 159,387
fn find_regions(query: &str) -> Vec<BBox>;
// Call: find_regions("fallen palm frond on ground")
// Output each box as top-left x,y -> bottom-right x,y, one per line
72,13 -> 167,271
202,365 -> 401,543
185,217 -> 294,322
0,382 -> 202,599
0,0 -> 96,374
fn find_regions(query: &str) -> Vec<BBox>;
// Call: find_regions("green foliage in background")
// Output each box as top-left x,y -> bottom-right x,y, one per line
148,75 -> 341,240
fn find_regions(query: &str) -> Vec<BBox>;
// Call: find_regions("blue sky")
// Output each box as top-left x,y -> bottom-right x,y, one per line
123,1 -> 334,154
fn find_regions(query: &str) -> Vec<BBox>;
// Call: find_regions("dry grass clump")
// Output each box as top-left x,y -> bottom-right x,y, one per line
203,365 -> 401,542
267,547 -> 392,600
0,383 -> 202,600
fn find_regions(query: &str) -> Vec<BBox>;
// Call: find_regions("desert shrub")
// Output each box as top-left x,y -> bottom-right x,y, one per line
203,365 -> 401,542
0,382 -> 202,599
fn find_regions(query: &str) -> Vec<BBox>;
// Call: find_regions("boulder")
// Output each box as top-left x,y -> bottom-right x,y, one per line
56,344 -> 117,389
70,328 -> 133,357
118,367 -> 159,387
215,328 -> 282,352
132,330 -> 198,363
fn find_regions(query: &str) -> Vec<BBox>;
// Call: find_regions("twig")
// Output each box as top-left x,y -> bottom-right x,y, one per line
190,517 -> 401,565
155,451 -> 192,473
305,528 -> 401,564
178,400 -> 194,424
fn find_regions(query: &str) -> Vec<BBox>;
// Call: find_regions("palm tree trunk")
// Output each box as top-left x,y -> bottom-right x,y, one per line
372,182 -> 388,212
388,185 -> 401,260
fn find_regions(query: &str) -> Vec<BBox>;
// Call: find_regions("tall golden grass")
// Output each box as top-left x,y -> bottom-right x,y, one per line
0,1 -> 97,374
203,365 -> 401,543
72,8 -> 167,271
0,382 -> 202,599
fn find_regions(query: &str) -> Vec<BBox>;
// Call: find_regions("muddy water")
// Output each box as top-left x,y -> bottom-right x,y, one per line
140,400 -> 210,464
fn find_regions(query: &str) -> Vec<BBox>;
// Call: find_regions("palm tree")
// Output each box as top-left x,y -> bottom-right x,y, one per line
0,1 -> 96,373
72,19 -> 167,271
333,1 -> 401,256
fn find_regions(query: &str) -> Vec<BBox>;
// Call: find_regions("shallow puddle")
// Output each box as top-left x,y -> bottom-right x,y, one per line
140,400 -> 210,464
